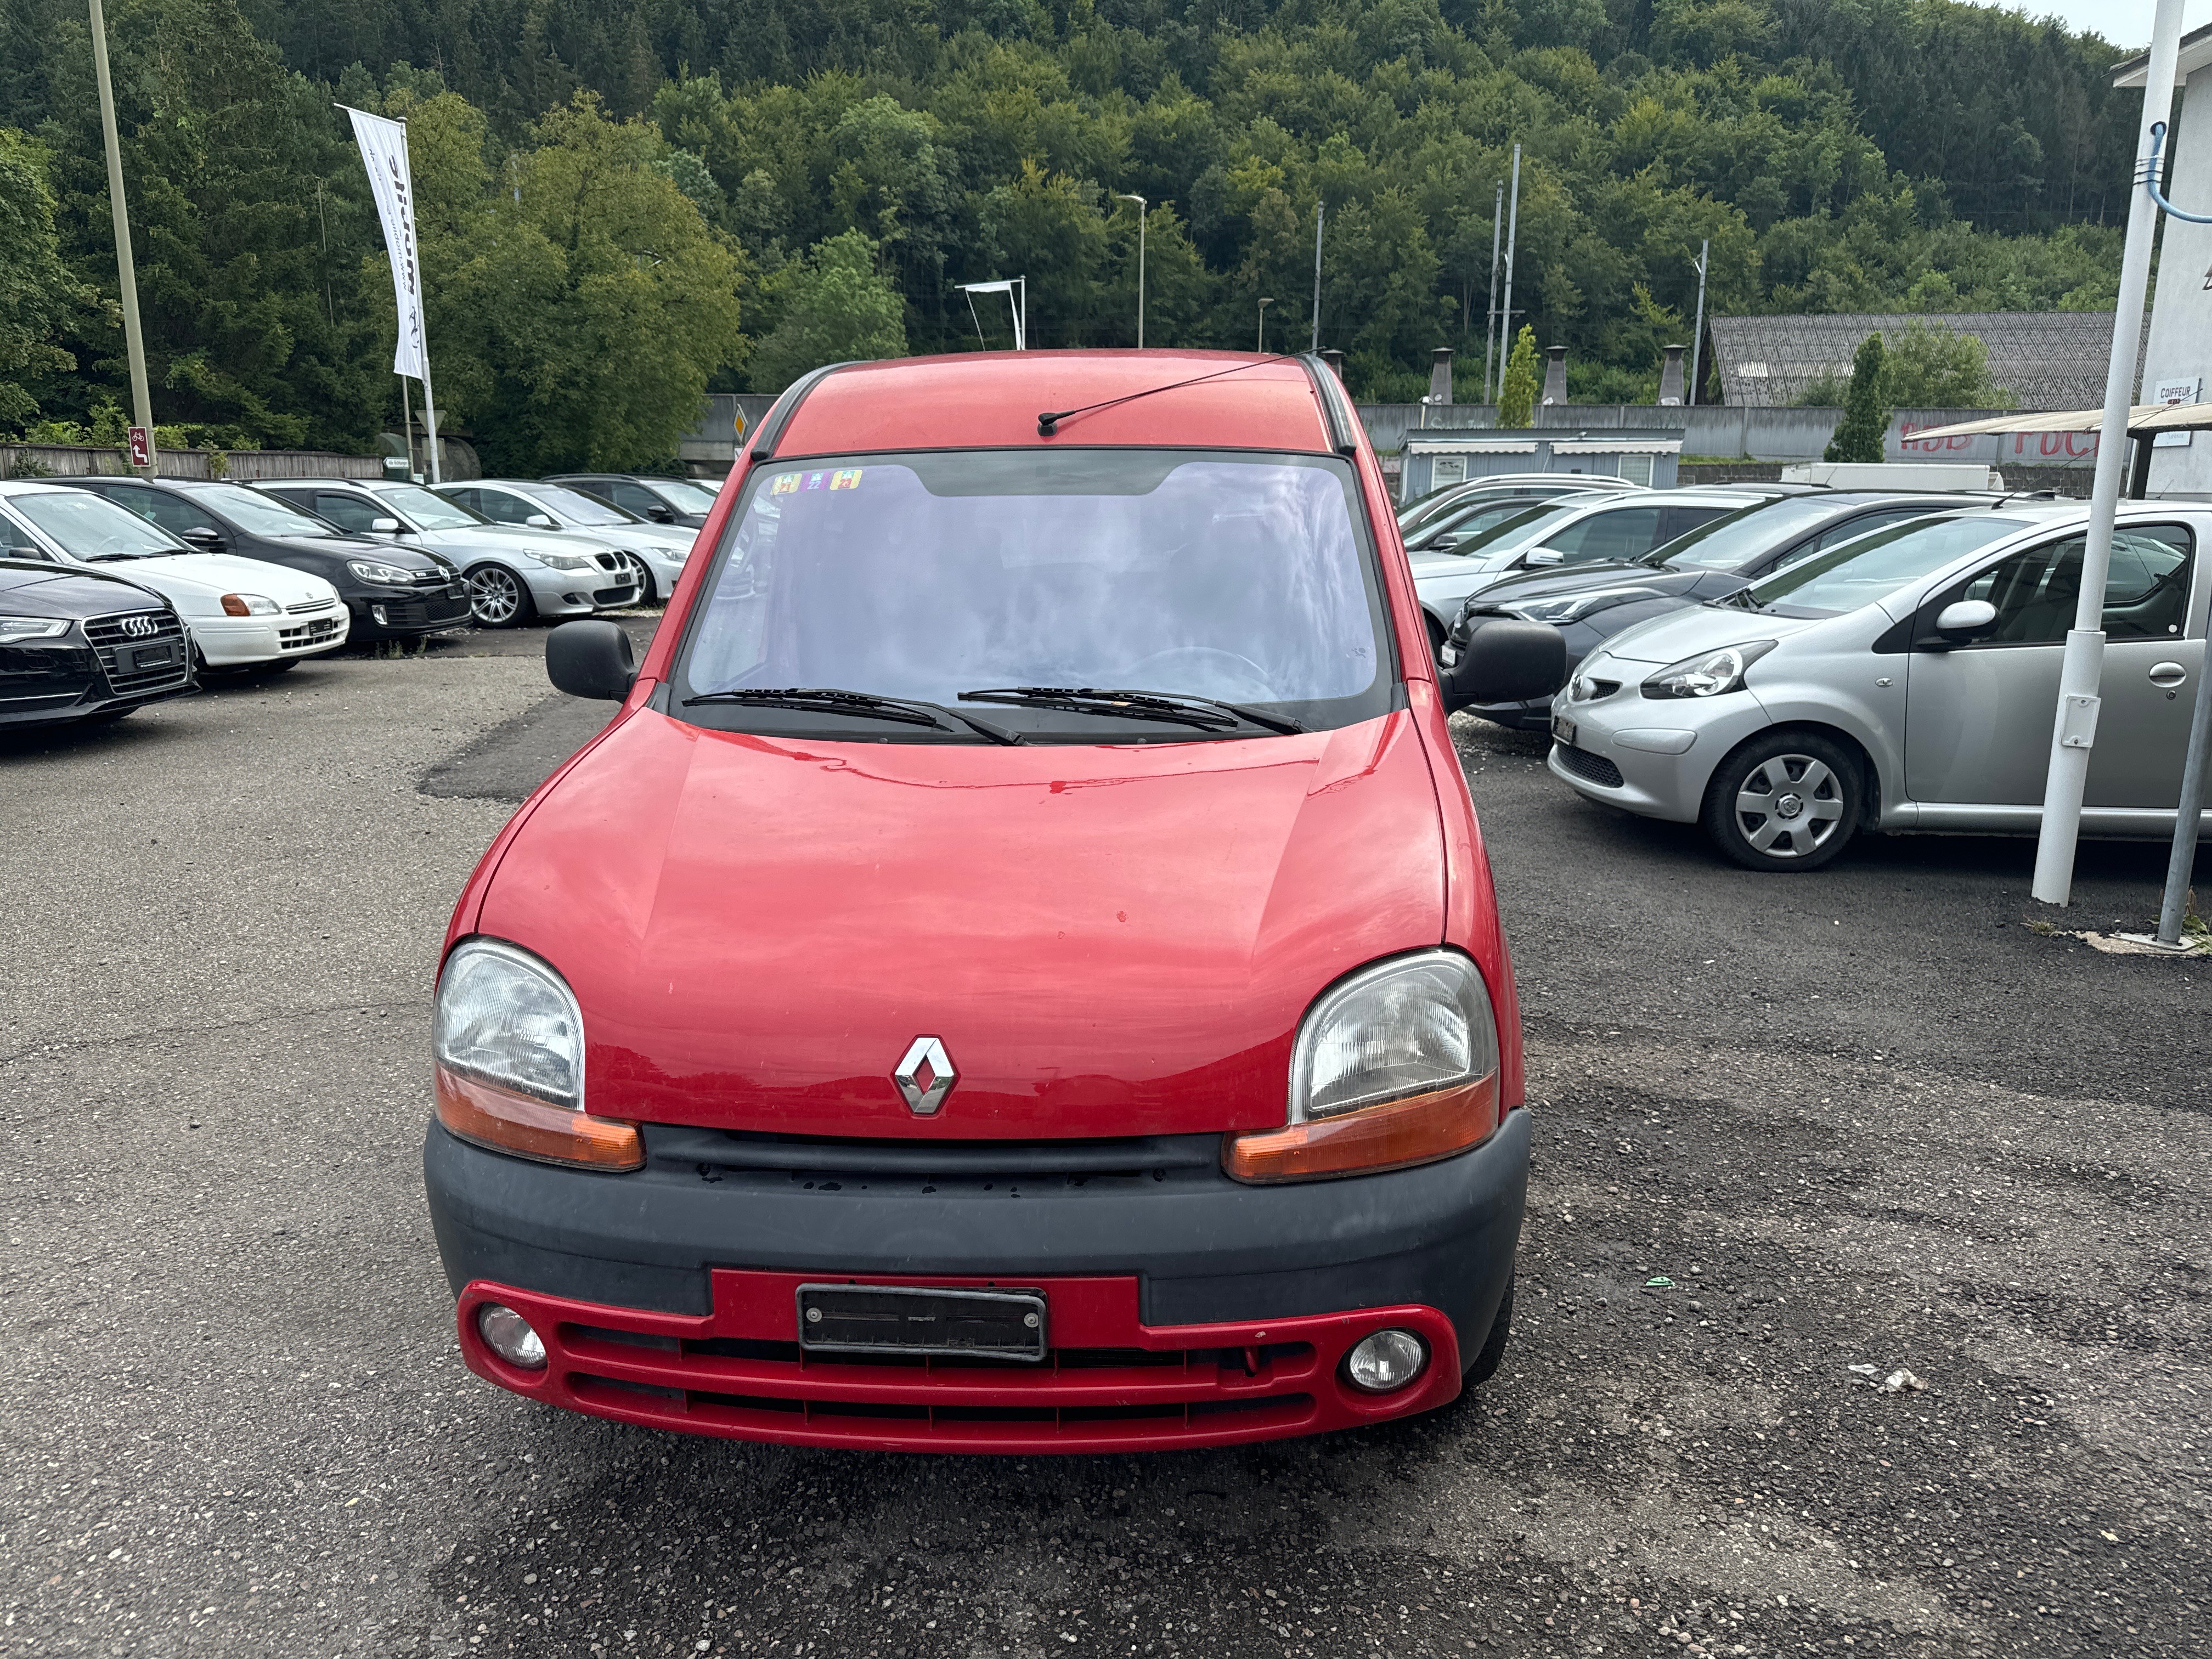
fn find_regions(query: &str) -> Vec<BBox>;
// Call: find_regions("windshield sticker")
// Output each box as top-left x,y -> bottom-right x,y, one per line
805,471 -> 827,490
830,469 -> 864,491
771,472 -> 801,496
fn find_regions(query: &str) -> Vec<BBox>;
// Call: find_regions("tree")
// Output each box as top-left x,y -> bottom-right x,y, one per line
746,230 -> 905,392
1882,319 -> 2012,409
1825,332 -> 1890,462
1497,325 -> 1539,428
0,128 -> 86,432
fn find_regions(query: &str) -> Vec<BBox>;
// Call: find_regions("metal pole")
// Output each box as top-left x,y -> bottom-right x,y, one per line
2155,658 -> 2212,943
1310,201 -> 1324,352
1482,182 -> 1503,402
88,0 -> 154,474
1257,297 -> 1273,353
1116,194 -> 1147,347
1499,146 -> 1521,396
2031,0 -> 2185,906
1017,278 -> 1026,352
418,362 -> 443,485
1688,239 -> 1709,408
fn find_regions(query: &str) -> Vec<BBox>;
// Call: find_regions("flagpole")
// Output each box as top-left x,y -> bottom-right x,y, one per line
417,363 -> 442,484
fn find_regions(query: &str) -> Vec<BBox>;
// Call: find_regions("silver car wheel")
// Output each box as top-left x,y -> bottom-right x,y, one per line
467,565 -> 524,627
1733,753 -> 1844,858
623,553 -> 656,605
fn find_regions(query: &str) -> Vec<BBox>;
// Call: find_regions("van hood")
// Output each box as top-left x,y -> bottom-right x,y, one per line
1591,602 -> 1826,667
477,708 -> 1449,1139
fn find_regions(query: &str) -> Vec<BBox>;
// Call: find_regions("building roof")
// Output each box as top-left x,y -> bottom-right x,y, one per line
776,351 -> 1334,457
1706,313 -> 2123,410
2113,23 -> 2212,87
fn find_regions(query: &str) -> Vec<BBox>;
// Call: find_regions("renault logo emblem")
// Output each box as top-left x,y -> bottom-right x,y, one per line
893,1036 -> 956,1116
121,614 -> 160,638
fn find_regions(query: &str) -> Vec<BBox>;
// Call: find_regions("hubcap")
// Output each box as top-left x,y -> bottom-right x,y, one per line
1733,754 -> 1843,858
469,567 -> 520,625
625,554 -> 653,604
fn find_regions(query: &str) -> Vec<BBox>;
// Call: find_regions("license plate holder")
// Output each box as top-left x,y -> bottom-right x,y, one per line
795,1283 -> 1047,1362
130,642 -> 177,672
1551,712 -> 1576,747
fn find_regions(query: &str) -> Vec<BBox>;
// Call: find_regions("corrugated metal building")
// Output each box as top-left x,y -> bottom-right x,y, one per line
1707,312 -> 2124,410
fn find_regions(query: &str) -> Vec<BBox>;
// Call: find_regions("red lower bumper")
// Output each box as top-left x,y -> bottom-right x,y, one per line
457,1272 -> 1463,1453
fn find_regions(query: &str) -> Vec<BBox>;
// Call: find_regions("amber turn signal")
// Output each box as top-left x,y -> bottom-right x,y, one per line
1222,1074 -> 1499,1183
220,594 -> 252,617
435,1064 -> 644,1171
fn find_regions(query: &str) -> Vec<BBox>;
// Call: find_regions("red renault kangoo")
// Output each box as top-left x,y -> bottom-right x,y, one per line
424,351 -> 1566,1452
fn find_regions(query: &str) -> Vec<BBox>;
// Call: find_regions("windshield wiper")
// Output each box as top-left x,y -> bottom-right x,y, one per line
681,686 -> 1024,744
958,686 -> 1304,735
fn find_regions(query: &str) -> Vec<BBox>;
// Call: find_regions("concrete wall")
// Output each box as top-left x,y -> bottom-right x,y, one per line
1358,404 -> 2045,464
0,445 -> 384,481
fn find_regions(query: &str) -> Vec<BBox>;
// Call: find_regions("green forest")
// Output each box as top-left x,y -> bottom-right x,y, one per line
0,0 -> 2143,472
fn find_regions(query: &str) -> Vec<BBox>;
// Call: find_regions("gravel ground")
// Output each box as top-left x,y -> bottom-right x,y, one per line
2,624 -> 2205,1658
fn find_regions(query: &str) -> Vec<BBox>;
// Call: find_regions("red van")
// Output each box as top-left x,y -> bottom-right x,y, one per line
424,351 -> 1565,1452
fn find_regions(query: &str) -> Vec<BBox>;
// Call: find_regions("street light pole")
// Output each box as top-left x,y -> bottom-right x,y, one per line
1499,145 -> 1521,394
2030,0 -> 2185,906
1688,239 -> 1709,408
1115,193 -> 1147,348
1257,297 -> 1274,354
87,0 -> 155,475
1310,201 -> 1325,352
1482,180 -> 1503,402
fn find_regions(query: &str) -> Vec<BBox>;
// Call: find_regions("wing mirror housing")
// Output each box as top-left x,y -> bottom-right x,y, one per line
1521,547 -> 1566,568
525,513 -> 556,528
179,526 -> 225,551
546,619 -> 637,701
1439,617 -> 1569,710
370,516 -> 404,534
645,503 -> 676,523
1934,599 -> 1998,637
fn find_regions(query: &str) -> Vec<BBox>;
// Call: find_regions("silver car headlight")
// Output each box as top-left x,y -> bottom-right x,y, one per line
1641,640 -> 1777,699
434,939 -> 584,1107
1291,951 -> 1497,1121
533,551 -> 597,571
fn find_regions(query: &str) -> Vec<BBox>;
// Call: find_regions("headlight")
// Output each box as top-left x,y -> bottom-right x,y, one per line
433,939 -> 640,1170
532,552 -> 597,571
0,616 -> 71,641
1641,640 -> 1776,699
1225,951 -> 1502,1184
1500,585 -> 1662,626
347,558 -> 420,585
219,593 -> 281,617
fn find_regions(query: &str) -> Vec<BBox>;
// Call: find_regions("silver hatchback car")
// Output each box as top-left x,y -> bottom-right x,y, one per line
1543,501 -> 2211,870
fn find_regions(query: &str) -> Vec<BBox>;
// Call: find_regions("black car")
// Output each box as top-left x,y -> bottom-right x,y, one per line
541,473 -> 716,529
1444,490 -> 2007,729
0,558 -> 193,730
61,478 -> 471,641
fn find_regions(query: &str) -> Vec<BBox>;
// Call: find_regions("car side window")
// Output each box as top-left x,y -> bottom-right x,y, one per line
0,507 -> 50,557
312,491 -> 381,533
1955,526 -> 2193,645
126,488 -> 220,539
1543,505 -> 1664,563
1658,505 -> 1730,541
473,489 -> 534,525
1810,507 -> 1932,555
608,481 -> 658,516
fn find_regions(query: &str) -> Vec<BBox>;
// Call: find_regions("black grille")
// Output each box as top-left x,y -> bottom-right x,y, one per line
1555,743 -> 1624,789
591,552 -> 627,573
378,593 -> 471,628
645,1124 -> 1218,1182
278,616 -> 345,651
83,610 -> 190,697
592,583 -> 639,605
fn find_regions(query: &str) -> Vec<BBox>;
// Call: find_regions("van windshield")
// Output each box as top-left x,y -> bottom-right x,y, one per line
675,449 -> 1392,740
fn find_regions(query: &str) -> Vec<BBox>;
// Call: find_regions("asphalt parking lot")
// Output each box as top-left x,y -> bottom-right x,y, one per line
3,622 -> 2207,1658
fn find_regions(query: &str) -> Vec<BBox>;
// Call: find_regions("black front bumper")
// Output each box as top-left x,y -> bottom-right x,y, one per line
346,585 -> 473,637
0,636 -> 193,730
424,1110 -> 1530,1359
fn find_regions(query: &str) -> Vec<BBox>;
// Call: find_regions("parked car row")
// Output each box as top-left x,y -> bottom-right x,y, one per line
1441,483 -> 2210,872
0,470 -> 704,732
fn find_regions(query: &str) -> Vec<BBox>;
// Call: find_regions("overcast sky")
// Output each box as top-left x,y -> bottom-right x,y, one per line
1966,0 -> 2211,50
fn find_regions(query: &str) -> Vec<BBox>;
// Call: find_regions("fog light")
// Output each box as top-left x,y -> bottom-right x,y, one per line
477,1303 -> 547,1370
1345,1328 -> 1427,1393
370,603 -> 388,627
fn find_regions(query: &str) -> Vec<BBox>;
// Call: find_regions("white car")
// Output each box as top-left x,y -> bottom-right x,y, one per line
256,478 -> 639,628
0,479 -> 349,668
1544,501 -> 2210,870
434,478 -> 693,603
1407,489 -> 1767,646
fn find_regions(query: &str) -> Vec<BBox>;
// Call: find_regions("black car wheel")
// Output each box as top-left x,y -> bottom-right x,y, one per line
466,564 -> 533,629
1700,730 -> 1861,872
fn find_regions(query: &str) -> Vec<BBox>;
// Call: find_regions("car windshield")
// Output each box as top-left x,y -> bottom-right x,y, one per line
13,490 -> 187,558
1422,502 -> 1581,560
655,479 -> 718,513
1739,515 -> 2035,617
197,483 -> 342,538
519,483 -> 634,526
677,449 -> 1389,738
378,484 -> 483,529
1649,496 -> 1863,571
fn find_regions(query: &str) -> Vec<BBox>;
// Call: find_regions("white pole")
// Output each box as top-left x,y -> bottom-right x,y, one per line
88,0 -> 155,473
2030,0 -> 2185,906
1310,201 -> 1324,352
1116,194 -> 1147,347
1017,278 -> 1026,353
1499,146 -> 1521,390
417,361 -> 443,484
1482,181 -> 1503,402
1688,239 -> 1709,408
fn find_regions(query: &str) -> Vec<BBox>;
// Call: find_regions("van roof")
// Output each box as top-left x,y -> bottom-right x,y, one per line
772,351 -> 1335,459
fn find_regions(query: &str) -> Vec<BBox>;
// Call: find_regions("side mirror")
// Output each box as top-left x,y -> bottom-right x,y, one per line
179,526 -> 225,551
1428,533 -> 1462,552
1440,618 -> 1568,709
1934,599 -> 1998,637
525,513 -> 556,529
546,619 -> 637,701
645,503 -> 676,524
1521,547 -> 1566,568
370,516 -> 404,534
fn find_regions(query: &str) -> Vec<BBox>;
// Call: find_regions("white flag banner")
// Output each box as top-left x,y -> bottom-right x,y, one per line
342,105 -> 428,380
